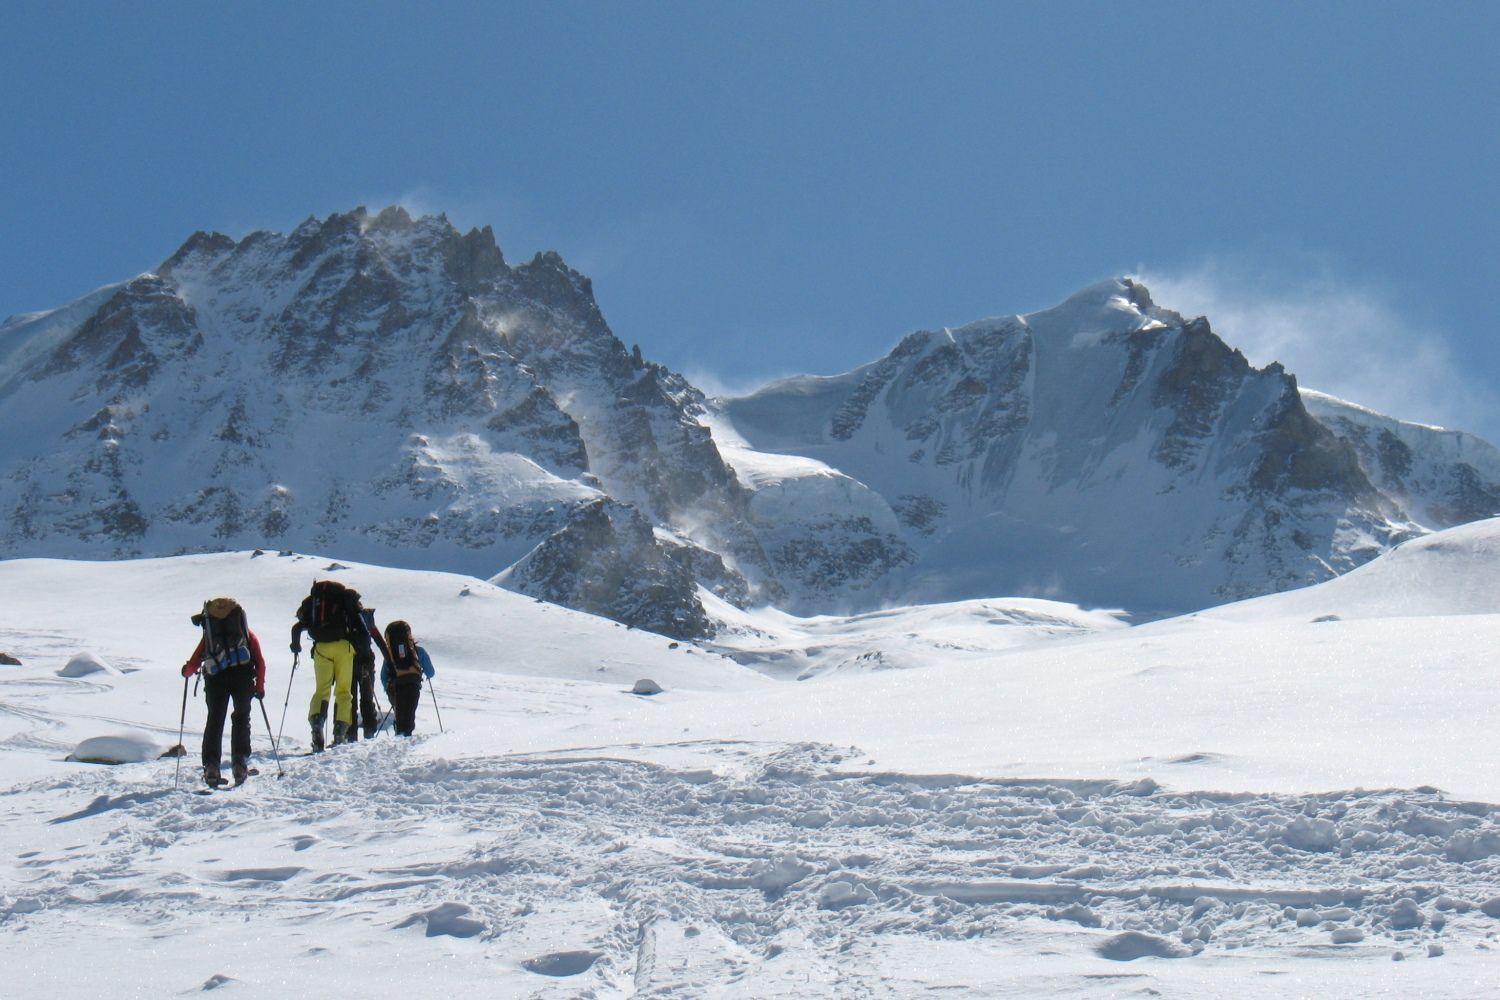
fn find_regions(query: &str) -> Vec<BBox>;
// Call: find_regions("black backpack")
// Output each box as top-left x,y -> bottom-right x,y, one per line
385,620 -> 423,682
300,580 -> 354,643
195,597 -> 251,674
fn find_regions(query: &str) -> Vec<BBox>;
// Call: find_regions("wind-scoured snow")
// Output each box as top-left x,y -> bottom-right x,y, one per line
2,521 -> 1498,996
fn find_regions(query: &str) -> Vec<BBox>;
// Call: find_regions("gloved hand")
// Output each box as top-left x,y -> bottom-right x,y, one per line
290,641 -> 301,654
255,689 -> 265,700
180,664 -> 194,678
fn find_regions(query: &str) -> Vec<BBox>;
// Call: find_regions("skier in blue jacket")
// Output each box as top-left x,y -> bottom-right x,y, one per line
380,620 -> 435,737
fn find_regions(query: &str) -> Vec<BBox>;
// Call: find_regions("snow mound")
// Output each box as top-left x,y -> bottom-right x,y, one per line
66,732 -> 163,764
57,651 -> 121,677
1095,931 -> 1191,961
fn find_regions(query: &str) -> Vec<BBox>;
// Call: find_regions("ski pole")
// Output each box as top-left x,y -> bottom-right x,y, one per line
277,652 -> 299,746
174,674 -> 189,790
367,664 -> 384,736
257,696 -> 285,778
426,675 -> 445,733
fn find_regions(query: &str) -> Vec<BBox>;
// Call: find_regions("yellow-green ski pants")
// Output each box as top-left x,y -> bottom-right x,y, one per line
308,640 -> 355,727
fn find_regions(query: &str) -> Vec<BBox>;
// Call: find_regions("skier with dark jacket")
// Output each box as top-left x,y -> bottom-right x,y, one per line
380,620 -> 435,737
182,597 -> 268,787
351,607 -> 392,740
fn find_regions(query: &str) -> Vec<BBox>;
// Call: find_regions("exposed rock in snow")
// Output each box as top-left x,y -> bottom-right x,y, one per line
495,499 -> 727,639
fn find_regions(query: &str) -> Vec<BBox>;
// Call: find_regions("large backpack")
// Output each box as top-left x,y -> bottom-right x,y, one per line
300,580 -> 354,643
385,620 -> 423,683
198,597 -> 251,675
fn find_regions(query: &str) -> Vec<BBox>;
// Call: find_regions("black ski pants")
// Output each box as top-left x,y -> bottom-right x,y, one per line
203,664 -> 254,769
351,659 -> 380,738
390,679 -> 422,736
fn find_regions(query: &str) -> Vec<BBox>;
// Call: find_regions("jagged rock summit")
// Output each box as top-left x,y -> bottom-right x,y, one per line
0,207 -> 769,637
2,209 -> 1497,634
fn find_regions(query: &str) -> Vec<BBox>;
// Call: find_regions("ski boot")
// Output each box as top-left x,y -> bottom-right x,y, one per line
331,720 -> 350,747
231,755 -> 249,786
203,763 -> 224,787
309,715 -> 326,754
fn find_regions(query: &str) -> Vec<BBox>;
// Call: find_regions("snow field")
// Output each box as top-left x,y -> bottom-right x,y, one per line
4,736 -> 1499,997
3,524 -> 1500,996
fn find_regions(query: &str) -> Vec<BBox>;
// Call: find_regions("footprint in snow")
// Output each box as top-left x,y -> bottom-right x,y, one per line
394,901 -> 485,938
221,866 -> 303,883
523,950 -> 603,977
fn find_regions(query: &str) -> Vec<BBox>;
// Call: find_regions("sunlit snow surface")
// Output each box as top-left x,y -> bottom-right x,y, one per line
2,530 -> 1498,997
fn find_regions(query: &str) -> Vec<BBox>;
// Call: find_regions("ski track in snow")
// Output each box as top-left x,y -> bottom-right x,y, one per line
5,738 -> 1499,996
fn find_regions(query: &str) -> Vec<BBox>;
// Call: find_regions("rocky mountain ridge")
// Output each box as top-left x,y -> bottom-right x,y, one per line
2,208 -> 1497,634
720,278 -> 1492,614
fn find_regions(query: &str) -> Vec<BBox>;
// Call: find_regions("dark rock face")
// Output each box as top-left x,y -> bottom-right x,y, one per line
1304,392 -> 1500,530
770,515 -> 914,593
500,499 -> 719,640
1434,464 -> 1500,525
1248,383 -> 1378,499
1152,318 -> 1253,470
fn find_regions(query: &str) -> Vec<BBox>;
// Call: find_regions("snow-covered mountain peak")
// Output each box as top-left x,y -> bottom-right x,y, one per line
4,211 -> 1498,635
0,208 -> 773,637
1019,276 -> 1176,339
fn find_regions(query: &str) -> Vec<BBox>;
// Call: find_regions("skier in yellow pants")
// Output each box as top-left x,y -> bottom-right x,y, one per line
291,580 -> 375,752
309,639 -> 355,747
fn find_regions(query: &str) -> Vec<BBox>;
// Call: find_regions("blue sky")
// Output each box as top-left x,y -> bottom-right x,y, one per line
3,2 -> 1496,437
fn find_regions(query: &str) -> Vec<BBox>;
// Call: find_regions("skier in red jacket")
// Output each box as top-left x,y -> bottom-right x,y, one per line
182,597 -> 268,787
